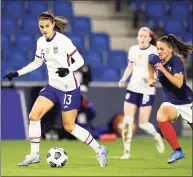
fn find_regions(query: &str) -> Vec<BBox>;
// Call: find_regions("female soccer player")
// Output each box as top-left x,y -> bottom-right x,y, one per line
147,34 -> 193,164
118,27 -> 165,159
4,11 -> 107,167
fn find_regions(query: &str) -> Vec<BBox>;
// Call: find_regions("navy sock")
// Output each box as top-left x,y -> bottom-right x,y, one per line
175,148 -> 182,151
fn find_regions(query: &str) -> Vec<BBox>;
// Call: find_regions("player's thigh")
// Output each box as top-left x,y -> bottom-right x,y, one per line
138,94 -> 155,124
62,109 -> 78,125
124,102 -> 137,117
138,106 -> 152,124
29,96 -> 55,121
124,90 -> 139,117
157,104 -> 178,122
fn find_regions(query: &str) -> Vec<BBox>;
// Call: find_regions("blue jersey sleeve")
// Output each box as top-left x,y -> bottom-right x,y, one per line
172,56 -> 184,74
149,54 -> 160,65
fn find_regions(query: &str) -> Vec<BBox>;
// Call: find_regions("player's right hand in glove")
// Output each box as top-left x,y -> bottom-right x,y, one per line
3,72 -> 19,81
55,68 -> 69,77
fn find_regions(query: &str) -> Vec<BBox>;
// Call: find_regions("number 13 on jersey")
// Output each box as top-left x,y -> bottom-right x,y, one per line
61,88 -> 81,111
63,94 -> 72,105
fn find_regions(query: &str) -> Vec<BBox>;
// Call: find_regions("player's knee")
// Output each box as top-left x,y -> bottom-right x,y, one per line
138,118 -> 148,124
157,114 -> 168,122
29,112 -> 42,121
123,116 -> 134,125
63,123 -> 75,133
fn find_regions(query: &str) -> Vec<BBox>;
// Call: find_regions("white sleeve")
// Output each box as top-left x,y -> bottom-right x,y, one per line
63,38 -> 77,56
68,51 -> 84,72
62,37 -> 84,72
17,56 -> 44,76
17,39 -> 43,76
35,38 -> 42,58
128,46 -> 135,63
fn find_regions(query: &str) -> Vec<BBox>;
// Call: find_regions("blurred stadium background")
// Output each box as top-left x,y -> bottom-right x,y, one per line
1,0 -> 192,81
1,0 -> 192,176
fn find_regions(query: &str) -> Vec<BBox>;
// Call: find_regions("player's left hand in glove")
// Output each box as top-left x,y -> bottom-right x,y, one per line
3,72 -> 19,81
56,68 -> 70,77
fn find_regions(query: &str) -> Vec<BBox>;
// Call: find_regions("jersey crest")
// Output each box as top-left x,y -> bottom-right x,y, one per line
138,53 -> 142,60
53,46 -> 58,54
167,65 -> 172,72
46,48 -> 50,55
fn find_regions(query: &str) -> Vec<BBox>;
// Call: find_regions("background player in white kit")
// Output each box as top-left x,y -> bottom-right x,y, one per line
118,27 -> 165,159
3,11 -> 108,168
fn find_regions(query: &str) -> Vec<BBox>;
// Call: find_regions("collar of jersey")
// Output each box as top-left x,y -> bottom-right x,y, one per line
46,32 -> 56,42
139,44 -> 151,50
162,55 -> 174,65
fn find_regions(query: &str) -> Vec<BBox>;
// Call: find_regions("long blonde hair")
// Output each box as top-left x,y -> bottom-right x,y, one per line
38,10 -> 68,34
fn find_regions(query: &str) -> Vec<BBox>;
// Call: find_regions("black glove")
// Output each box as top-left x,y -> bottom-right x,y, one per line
3,72 -> 19,81
55,68 -> 69,77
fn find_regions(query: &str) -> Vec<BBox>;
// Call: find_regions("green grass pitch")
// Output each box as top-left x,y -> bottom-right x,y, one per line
1,138 -> 192,176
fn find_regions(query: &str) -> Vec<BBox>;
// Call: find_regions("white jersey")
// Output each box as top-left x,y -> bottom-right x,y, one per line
127,45 -> 157,95
18,32 -> 84,92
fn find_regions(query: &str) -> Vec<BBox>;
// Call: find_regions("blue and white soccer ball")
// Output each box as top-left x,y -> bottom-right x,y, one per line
46,147 -> 68,168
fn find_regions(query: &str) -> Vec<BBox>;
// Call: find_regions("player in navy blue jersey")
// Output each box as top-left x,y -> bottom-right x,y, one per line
146,34 -> 193,164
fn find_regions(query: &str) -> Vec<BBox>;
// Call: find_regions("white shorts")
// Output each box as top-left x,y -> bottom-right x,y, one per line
161,102 -> 193,123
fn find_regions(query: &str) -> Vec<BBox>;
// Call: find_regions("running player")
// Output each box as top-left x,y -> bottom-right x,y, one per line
147,34 -> 193,164
119,27 -> 165,159
3,11 -> 108,167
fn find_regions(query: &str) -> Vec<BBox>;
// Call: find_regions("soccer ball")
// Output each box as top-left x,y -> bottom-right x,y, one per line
46,147 -> 68,168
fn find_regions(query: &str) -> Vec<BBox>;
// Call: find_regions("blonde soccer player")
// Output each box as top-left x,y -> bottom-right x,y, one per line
118,27 -> 165,159
4,11 -> 108,167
